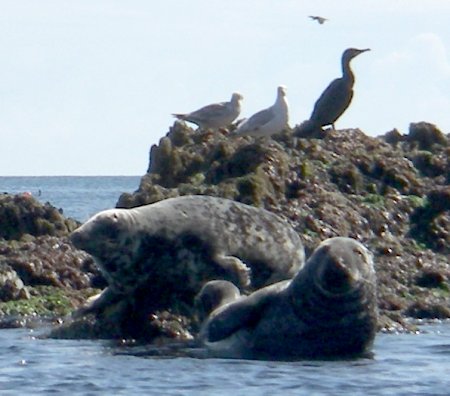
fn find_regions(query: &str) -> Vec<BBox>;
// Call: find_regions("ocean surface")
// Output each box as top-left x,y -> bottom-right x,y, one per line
1,176 -> 450,395
0,176 -> 141,222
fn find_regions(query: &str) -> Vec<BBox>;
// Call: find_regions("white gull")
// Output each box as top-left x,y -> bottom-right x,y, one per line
234,86 -> 289,137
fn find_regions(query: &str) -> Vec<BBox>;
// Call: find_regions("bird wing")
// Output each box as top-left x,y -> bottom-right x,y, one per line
188,102 -> 230,122
237,107 -> 274,133
309,15 -> 327,23
310,78 -> 353,126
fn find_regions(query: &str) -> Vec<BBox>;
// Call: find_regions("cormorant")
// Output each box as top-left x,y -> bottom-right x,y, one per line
309,47 -> 370,130
173,92 -> 243,130
234,86 -> 289,137
309,15 -> 328,24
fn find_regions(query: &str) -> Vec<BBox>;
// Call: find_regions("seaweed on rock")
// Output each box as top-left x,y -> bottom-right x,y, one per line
1,120 -> 450,341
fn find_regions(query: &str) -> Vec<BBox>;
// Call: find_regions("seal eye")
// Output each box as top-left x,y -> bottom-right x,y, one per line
100,215 -> 121,240
353,247 -> 365,259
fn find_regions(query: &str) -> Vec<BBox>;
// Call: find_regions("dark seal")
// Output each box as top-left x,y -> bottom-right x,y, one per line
199,237 -> 378,360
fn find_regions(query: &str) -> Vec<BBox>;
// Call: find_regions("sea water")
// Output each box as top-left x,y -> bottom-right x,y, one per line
0,176 -> 141,222
0,323 -> 449,395
0,176 -> 449,395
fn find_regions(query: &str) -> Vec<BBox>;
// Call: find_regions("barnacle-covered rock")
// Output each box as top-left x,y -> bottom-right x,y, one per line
114,122 -> 449,336
0,193 -> 78,240
2,120 -> 450,340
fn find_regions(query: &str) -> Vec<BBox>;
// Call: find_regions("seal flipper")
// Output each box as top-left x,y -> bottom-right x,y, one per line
203,281 -> 288,342
213,253 -> 251,288
205,300 -> 254,342
72,287 -> 122,318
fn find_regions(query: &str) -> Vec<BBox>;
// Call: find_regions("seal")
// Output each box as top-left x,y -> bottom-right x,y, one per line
195,280 -> 241,322
70,195 -> 305,316
199,237 -> 378,360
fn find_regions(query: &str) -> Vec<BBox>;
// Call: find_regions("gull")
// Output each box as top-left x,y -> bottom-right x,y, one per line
172,92 -> 243,130
234,86 -> 289,137
309,15 -> 328,24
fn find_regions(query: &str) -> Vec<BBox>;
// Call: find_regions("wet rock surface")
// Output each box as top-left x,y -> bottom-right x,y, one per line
0,195 -> 101,327
0,193 -> 79,240
1,121 -> 449,341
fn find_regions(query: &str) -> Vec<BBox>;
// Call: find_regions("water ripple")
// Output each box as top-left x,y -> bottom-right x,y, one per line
1,316 -> 450,395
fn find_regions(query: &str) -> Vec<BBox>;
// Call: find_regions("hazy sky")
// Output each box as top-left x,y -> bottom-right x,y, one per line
1,0 -> 449,175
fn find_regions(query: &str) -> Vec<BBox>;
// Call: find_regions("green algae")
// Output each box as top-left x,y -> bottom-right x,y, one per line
0,286 -> 99,317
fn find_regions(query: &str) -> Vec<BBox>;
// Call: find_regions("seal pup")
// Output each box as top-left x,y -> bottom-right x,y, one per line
199,237 -> 378,360
70,195 -> 305,316
195,280 -> 242,322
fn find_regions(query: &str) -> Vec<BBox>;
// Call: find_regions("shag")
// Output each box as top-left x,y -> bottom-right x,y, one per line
309,15 -> 328,24
309,48 -> 370,130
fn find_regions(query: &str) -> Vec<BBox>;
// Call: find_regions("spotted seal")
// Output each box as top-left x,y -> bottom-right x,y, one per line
199,237 -> 378,360
195,280 -> 242,322
70,195 -> 305,316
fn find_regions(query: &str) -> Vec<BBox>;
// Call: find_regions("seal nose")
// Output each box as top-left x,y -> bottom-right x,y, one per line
320,256 -> 354,294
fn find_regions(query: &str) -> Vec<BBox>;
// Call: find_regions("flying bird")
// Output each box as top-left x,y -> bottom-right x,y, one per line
309,15 -> 328,24
308,47 -> 370,130
173,92 -> 243,130
234,86 -> 289,137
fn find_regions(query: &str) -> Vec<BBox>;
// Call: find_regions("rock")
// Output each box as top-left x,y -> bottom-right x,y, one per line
0,196 -> 102,324
0,263 -> 30,301
116,122 -> 450,337
410,187 -> 450,253
415,269 -> 447,288
0,193 -> 79,240
2,120 -> 450,342
292,120 -> 327,139
407,122 -> 448,150
427,187 -> 450,212
405,301 -> 450,320
382,128 -> 404,145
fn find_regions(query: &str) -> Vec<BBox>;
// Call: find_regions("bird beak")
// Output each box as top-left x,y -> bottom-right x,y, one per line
359,48 -> 371,53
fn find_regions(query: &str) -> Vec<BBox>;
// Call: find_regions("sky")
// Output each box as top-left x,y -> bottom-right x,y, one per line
1,0 -> 449,176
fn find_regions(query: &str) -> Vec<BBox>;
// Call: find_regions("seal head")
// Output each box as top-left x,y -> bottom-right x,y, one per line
195,280 -> 241,322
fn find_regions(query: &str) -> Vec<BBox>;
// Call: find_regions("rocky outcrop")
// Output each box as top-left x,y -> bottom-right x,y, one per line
0,195 -> 102,326
116,121 -> 450,334
0,193 -> 78,240
1,121 -> 449,339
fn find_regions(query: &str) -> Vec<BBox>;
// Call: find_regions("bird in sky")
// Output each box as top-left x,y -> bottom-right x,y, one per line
309,15 -> 328,25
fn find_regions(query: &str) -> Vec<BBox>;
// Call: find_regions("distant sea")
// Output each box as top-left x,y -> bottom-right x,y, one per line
0,176 -> 450,395
0,176 -> 141,222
